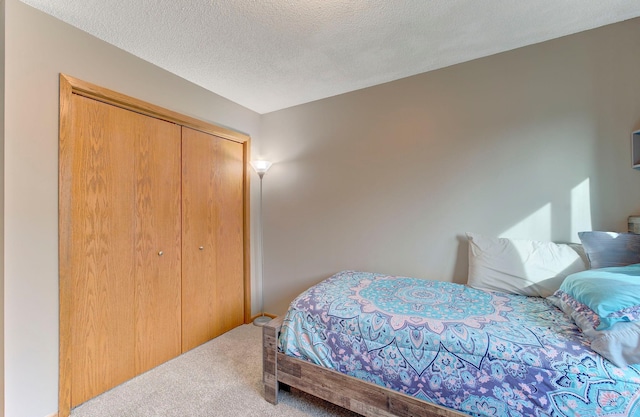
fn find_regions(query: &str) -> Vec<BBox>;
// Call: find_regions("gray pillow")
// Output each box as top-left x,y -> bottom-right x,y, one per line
578,231 -> 640,269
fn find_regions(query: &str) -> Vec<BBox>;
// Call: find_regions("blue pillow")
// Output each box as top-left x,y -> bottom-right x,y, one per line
555,264 -> 640,330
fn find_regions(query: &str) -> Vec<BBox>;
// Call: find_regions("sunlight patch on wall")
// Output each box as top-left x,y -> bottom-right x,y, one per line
497,178 -> 591,244
571,178 -> 592,242
499,203 -> 552,241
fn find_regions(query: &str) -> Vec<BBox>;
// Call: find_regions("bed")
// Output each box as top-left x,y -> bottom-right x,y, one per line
262,234 -> 640,416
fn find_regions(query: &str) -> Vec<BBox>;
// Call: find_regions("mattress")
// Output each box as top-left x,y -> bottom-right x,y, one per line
278,270 -> 640,416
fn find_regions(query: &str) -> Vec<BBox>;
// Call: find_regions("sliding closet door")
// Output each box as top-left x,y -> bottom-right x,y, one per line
212,136 -> 245,333
65,94 -> 181,407
133,115 -> 182,375
181,127 -> 245,352
67,95 -> 137,407
208,133 -> 245,333
60,74 -> 251,417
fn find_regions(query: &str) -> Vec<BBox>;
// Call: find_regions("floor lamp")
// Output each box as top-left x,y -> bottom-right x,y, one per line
251,160 -> 273,326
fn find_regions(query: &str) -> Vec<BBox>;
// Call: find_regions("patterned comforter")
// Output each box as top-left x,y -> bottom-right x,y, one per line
279,271 -> 640,416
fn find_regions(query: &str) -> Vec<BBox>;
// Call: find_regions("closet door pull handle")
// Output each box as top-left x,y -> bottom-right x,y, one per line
199,246 -> 204,251
158,251 -> 164,256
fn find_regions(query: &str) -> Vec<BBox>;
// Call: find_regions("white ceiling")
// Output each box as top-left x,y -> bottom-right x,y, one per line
19,0 -> 640,114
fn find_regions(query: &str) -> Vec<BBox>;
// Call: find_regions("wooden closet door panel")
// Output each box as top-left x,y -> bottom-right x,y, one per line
181,127 -> 217,351
181,127 -> 244,352
133,119 -> 182,375
68,95 -> 136,407
214,138 -> 245,333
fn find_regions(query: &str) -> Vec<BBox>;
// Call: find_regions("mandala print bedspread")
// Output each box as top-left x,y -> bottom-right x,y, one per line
279,271 -> 640,417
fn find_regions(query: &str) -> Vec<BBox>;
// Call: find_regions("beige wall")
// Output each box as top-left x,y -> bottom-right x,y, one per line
260,18 -> 640,315
0,0 -> 5,414
3,1 -> 261,416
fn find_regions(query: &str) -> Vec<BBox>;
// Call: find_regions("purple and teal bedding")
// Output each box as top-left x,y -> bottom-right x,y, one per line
279,270 -> 640,416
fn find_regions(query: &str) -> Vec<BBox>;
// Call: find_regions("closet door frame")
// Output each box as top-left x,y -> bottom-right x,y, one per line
58,74 -> 251,417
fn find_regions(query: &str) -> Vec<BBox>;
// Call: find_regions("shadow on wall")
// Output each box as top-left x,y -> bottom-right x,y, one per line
452,177 -> 594,285
265,173 -> 599,315
460,231 -> 590,299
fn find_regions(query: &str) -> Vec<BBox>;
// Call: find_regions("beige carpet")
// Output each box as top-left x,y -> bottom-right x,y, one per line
71,324 -> 361,417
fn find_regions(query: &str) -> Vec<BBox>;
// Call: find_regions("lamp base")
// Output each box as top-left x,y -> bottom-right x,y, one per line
253,315 -> 272,327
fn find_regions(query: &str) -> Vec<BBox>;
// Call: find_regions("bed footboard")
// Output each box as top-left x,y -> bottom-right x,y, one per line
262,316 -> 464,416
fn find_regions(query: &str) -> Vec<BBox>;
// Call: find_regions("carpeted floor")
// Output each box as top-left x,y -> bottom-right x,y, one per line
71,324 -> 361,417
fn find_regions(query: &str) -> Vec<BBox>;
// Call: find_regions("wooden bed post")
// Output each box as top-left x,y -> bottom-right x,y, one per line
262,317 -> 283,404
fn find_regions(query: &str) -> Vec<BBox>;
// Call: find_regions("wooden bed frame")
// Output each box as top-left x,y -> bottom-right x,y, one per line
263,316 -> 466,417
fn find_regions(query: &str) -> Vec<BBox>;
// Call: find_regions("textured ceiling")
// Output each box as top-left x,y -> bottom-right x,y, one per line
20,0 -> 640,114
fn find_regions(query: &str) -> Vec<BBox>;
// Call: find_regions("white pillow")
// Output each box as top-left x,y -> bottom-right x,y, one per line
466,232 -> 588,297
548,291 -> 640,367
584,321 -> 640,368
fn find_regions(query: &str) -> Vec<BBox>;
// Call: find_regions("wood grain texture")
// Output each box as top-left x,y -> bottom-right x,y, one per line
60,74 -> 250,145
243,141 -> 252,323
68,95 -> 137,407
263,317 -> 466,417
133,116 -> 182,375
59,75 -> 251,416
58,74 -> 74,417
262,317 -> 282,405
213,137 -> 245,333
181,127 -> 245,352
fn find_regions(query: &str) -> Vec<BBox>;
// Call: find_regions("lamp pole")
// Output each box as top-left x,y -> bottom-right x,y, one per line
251,161 -> 272,326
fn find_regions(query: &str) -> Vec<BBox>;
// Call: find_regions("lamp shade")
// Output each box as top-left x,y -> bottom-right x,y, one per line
250,160 -> 272,176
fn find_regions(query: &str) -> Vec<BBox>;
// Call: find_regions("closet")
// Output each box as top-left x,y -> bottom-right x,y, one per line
58,75 -> 250,416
